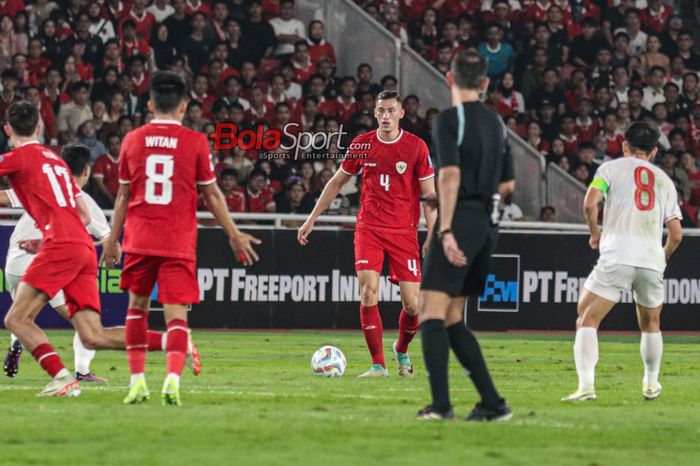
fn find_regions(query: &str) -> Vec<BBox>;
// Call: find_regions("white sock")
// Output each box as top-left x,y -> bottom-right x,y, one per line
10,333 -> 18,346
574,327 -> 598,390
165,373 -> 180,389
161,333 -> 168,351
130,373 -> 145,387
640,332 -> 663,387
73,332 -> 96,375
54,368 -> 70,380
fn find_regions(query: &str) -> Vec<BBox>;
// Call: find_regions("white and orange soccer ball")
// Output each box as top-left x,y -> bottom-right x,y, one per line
311,346 -> 347,377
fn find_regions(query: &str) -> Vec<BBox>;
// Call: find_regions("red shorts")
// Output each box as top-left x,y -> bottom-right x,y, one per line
22,241 -> 100,318
354,228 -> 421,283
120,253 -> 200,304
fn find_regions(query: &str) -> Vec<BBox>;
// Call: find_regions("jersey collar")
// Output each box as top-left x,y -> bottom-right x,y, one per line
376,129 -> 403,144
150,119 -> 182,125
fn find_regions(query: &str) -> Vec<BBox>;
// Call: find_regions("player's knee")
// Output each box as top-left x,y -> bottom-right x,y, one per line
402,299 -> 419,315
3,312 -> 16,332
360,284 -> 378,303
77,330 -> 100,349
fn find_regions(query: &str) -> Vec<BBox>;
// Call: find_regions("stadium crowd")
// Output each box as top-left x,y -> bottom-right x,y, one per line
0,0 -> 697,225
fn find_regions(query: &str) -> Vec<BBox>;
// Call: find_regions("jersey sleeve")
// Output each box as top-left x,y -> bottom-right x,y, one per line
664,180 -> 683,224
340,136 -> 364,175
432,109 -> 460,168
195,135 -> 217,186
415,140 -> 435,181
589,163 -> 611,196
71,178 -> 84,199
5,189 -> 22,208
85,194 -> 111,240
0,152 -> 24,177
93,156 -> 106,178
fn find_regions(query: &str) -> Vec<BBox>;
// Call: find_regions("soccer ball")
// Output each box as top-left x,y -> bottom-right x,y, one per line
311,346 -> 347,377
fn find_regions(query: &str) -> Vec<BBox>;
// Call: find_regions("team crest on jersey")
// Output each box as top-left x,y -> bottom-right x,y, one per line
396,161 -> 407,174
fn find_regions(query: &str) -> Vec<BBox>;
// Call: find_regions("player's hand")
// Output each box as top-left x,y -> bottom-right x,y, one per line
589,230 -> 601,250
18,239 -> 42,254
297,219 -> 314,246
420,192 -> 438,210
101,240 -> 122,269
442,233 -> 467,267
230,232 -> 261,266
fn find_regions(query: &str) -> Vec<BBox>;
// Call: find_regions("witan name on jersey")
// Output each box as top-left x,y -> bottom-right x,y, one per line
145,136 -> 178,149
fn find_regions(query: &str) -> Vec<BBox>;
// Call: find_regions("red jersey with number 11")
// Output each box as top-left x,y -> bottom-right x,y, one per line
0,141 -> 91,247
119,119 -> 216,260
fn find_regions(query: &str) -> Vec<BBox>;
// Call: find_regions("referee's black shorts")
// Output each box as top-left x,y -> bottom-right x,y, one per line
421,205 -> 498,297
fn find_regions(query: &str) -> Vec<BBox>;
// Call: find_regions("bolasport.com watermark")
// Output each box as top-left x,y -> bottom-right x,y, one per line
208,122 -> 370,161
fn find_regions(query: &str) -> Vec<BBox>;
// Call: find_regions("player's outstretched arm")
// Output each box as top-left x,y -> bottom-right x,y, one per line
297,169 -> 352,246
664,219 -> 683,261
419,177 -> 437,257
101,183 -> 129,268
200,182 -> 261,266
583,188 -> 603,249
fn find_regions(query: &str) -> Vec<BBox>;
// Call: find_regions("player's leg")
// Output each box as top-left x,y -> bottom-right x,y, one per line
416,289 -> 454,419
156,258 -> 200,406
633,268 -> 665,400
354,229 -> 388,377
3,273 -> 24,378
393,281 -> 419,377
3,281 -> 78,396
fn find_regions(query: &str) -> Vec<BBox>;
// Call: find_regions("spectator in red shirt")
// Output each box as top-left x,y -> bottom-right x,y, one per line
26,37 -> 50,77
601,111 -> 624,157
325,76 -> 357,125
0,69 -> 20,127
290,39 -> 316,84
118,0 -> 155,40
185,0 -> 211,16
574,98 -> 599,142
92,132 -> 121,207
245,168 -> 276,213
558,113 -> 579,156
128,54 -> 150,96
218,168 -> 247,212
307,20 -> 335,65
244,86 -> 274,123
0,0 -> 24,18
641,0 -> 673,35
11,52 -> 37,91
26,84 -> 56,145
119,20 -> 150,61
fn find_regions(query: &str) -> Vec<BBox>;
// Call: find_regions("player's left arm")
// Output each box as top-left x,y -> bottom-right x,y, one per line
583,187 -> 604,250
419,177 -> 436,256
102,183 -> 128,267
75,195 -> 92,226
663,182 -> 684,261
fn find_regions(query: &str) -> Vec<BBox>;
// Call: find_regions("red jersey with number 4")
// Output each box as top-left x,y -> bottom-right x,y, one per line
118,119 -> 216,260
340,129 -> 434,232
0,142 -> 91,247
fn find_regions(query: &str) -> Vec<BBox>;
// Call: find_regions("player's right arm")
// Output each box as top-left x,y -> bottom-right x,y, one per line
297,168 -> 352,246
664,219 -> 682,261
585,164 -> 609,250
101,183 -> 128,268
200,182 -> 261,266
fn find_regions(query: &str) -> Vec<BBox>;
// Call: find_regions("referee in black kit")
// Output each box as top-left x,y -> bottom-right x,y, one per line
417,50 -> 515,421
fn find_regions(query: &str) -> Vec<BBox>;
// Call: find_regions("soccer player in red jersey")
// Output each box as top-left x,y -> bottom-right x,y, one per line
298,90 -> 436,378
0,102 -> 130,397
102,71 -> 260,406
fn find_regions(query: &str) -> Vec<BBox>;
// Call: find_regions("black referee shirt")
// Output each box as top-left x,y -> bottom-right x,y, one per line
432,101 -> 514,203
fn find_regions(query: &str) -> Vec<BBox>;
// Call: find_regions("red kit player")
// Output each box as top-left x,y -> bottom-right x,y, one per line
102,72 -> 260,406
0,102 -> 128,397
298,90 -> 437,378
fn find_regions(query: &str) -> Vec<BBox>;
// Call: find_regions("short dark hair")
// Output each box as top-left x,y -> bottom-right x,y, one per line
150,71 -> 187,113
72,81 -> 90,93
7,101 -> 39,136
451,50 -> 488,90
377,89 -> 400,102
61,143 -> 91,175
220,168 -> 239,179
249,168 -> 267,180
625,122 -> 660,154
1,69 -> 19,81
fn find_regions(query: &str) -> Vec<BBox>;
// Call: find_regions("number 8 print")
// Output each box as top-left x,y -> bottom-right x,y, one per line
145,154 -> 174,205
634,166 -> 655,211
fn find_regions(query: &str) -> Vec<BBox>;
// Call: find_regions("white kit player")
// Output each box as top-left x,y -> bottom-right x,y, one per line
563,122 -> 683,402
2,144 -> 110,382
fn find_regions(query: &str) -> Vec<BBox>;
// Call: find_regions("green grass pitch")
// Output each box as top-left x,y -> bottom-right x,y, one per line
0,330 -> 698,466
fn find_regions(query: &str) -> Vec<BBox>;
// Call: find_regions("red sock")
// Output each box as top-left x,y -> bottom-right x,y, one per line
147,330 -> 164,351
125,309 -> 148,374
360,304 -> 385,367
31,343 -> 65,378
166,319 -> 188,376
396,309 -> 419,354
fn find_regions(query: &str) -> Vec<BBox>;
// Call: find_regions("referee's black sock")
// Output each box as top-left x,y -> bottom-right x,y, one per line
446,322 -> 502,409
420,319 -> 451,413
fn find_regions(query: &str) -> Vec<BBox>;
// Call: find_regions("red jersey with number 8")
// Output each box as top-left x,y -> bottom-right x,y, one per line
118,119 -> 216,260
0,142 -> 91,247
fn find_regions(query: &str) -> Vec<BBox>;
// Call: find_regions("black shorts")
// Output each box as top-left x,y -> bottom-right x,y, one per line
421,208 -> 498,297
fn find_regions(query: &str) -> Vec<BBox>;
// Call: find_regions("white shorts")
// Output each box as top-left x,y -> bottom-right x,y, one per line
6,273 -> 66,309
583,259 -> 664,308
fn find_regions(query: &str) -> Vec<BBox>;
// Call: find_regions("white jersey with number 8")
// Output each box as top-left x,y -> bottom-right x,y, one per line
591,157 -> 682,272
